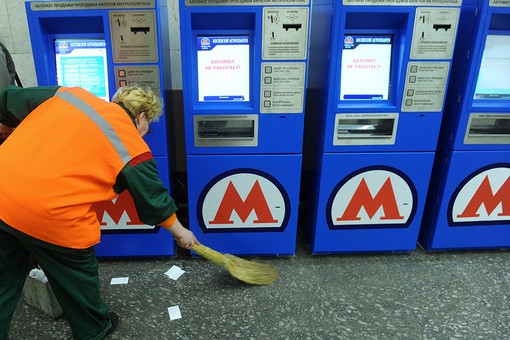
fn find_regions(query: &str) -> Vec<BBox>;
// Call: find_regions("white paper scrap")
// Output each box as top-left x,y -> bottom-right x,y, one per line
164,265 -> 185,281
110,277 -> 129,285
168,306 -> 182,321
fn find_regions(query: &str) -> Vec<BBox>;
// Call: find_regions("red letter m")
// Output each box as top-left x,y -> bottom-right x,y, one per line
337,178 -> 404,221
209,180 -> 278,224
93,191 -> 143,226
457,175 -> 510,218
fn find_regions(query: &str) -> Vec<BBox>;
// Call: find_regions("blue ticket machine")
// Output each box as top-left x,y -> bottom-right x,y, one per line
302,0 -> 461,253
25,0 -> 174,257
180,1 -> 311,255
420,0 -> 510,250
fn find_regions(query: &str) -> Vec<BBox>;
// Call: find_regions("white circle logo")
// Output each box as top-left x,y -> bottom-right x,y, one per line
327,167 -> 417,229
450,165 -> 510,225
198,170 -> 290,232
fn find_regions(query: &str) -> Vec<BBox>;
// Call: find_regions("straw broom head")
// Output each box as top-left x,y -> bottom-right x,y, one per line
192,244 -> 278,285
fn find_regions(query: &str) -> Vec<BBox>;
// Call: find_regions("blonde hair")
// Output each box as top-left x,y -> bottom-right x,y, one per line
112,85 -> 163,122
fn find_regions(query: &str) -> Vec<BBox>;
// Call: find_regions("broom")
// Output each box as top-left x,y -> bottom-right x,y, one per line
191,244 -> 278,285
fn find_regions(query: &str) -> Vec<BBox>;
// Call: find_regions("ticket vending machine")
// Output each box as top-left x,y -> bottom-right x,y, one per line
180,0 -> 311,255
25,0 -> 175,257
420,0 -> 510,250
302,0 -> 461,253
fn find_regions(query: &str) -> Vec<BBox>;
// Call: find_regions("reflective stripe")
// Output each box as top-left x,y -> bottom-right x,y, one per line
56,91 -> 131,164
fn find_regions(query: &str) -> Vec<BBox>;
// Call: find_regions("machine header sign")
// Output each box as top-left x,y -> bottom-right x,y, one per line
30,0 -> 155,10
343,0 -> 461,5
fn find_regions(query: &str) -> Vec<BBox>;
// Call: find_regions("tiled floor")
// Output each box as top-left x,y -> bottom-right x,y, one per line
8,233 -> 510,340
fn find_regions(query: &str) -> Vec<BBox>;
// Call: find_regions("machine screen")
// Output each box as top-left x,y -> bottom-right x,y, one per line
474,34 -> 510,100
54,39 -> 109,101
196,35 -> 250,102
340,34 -> 393,100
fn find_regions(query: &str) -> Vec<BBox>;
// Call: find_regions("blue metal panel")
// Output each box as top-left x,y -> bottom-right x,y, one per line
95,156 -> 175,257
187,154 -> 302,256
308,152 -> 434,254
420,149 -> 510,250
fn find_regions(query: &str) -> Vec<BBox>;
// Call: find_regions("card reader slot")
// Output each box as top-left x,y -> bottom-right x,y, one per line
336,119 -> 395,139
464,115 -> 510,144
468,117 -> 510,136
194,115 -> 258,147
197,120 -> 255,140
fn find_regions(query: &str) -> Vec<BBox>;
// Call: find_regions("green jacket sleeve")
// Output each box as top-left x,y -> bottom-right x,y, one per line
0,85 -> 60,127
115,154 -> 178,226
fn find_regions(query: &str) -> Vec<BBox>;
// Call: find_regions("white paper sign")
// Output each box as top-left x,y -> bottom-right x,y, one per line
168,306 -> 182,321
110,277 -> 129,285
410,7 -> 460,60
164,265 -> 186,281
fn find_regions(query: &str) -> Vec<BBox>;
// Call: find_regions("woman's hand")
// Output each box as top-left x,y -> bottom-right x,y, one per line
165,218 -> 199,249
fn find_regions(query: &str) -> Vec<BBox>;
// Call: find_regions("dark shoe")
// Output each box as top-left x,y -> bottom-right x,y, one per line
104,312 -> 119,338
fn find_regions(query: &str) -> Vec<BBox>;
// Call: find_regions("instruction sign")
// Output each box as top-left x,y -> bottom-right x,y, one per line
260,62 -> 305,113
262,7 -> 309,60
110,10 -> 158,63
402,62 -> 450,112
114,66 -> 161,93
410,7 -> 459,59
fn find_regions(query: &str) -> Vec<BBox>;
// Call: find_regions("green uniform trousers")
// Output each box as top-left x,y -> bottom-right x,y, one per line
0,221 -> 112,340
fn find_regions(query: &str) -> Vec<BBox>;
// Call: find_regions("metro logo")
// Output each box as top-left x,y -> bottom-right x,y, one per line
93,191 -> 156,232
449,165 -> 510,226
337,178 -> 404,222
327,167 -> 417,229
209,180 -> 278,224
197,169 -> 290,233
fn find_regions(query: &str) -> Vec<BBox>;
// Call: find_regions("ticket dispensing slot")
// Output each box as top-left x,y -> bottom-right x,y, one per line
464,114 -> 510,144
194,115 -> 258,147
334,113 -> 398,145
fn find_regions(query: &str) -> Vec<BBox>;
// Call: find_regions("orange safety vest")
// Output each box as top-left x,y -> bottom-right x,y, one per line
0,87 -> 150,248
